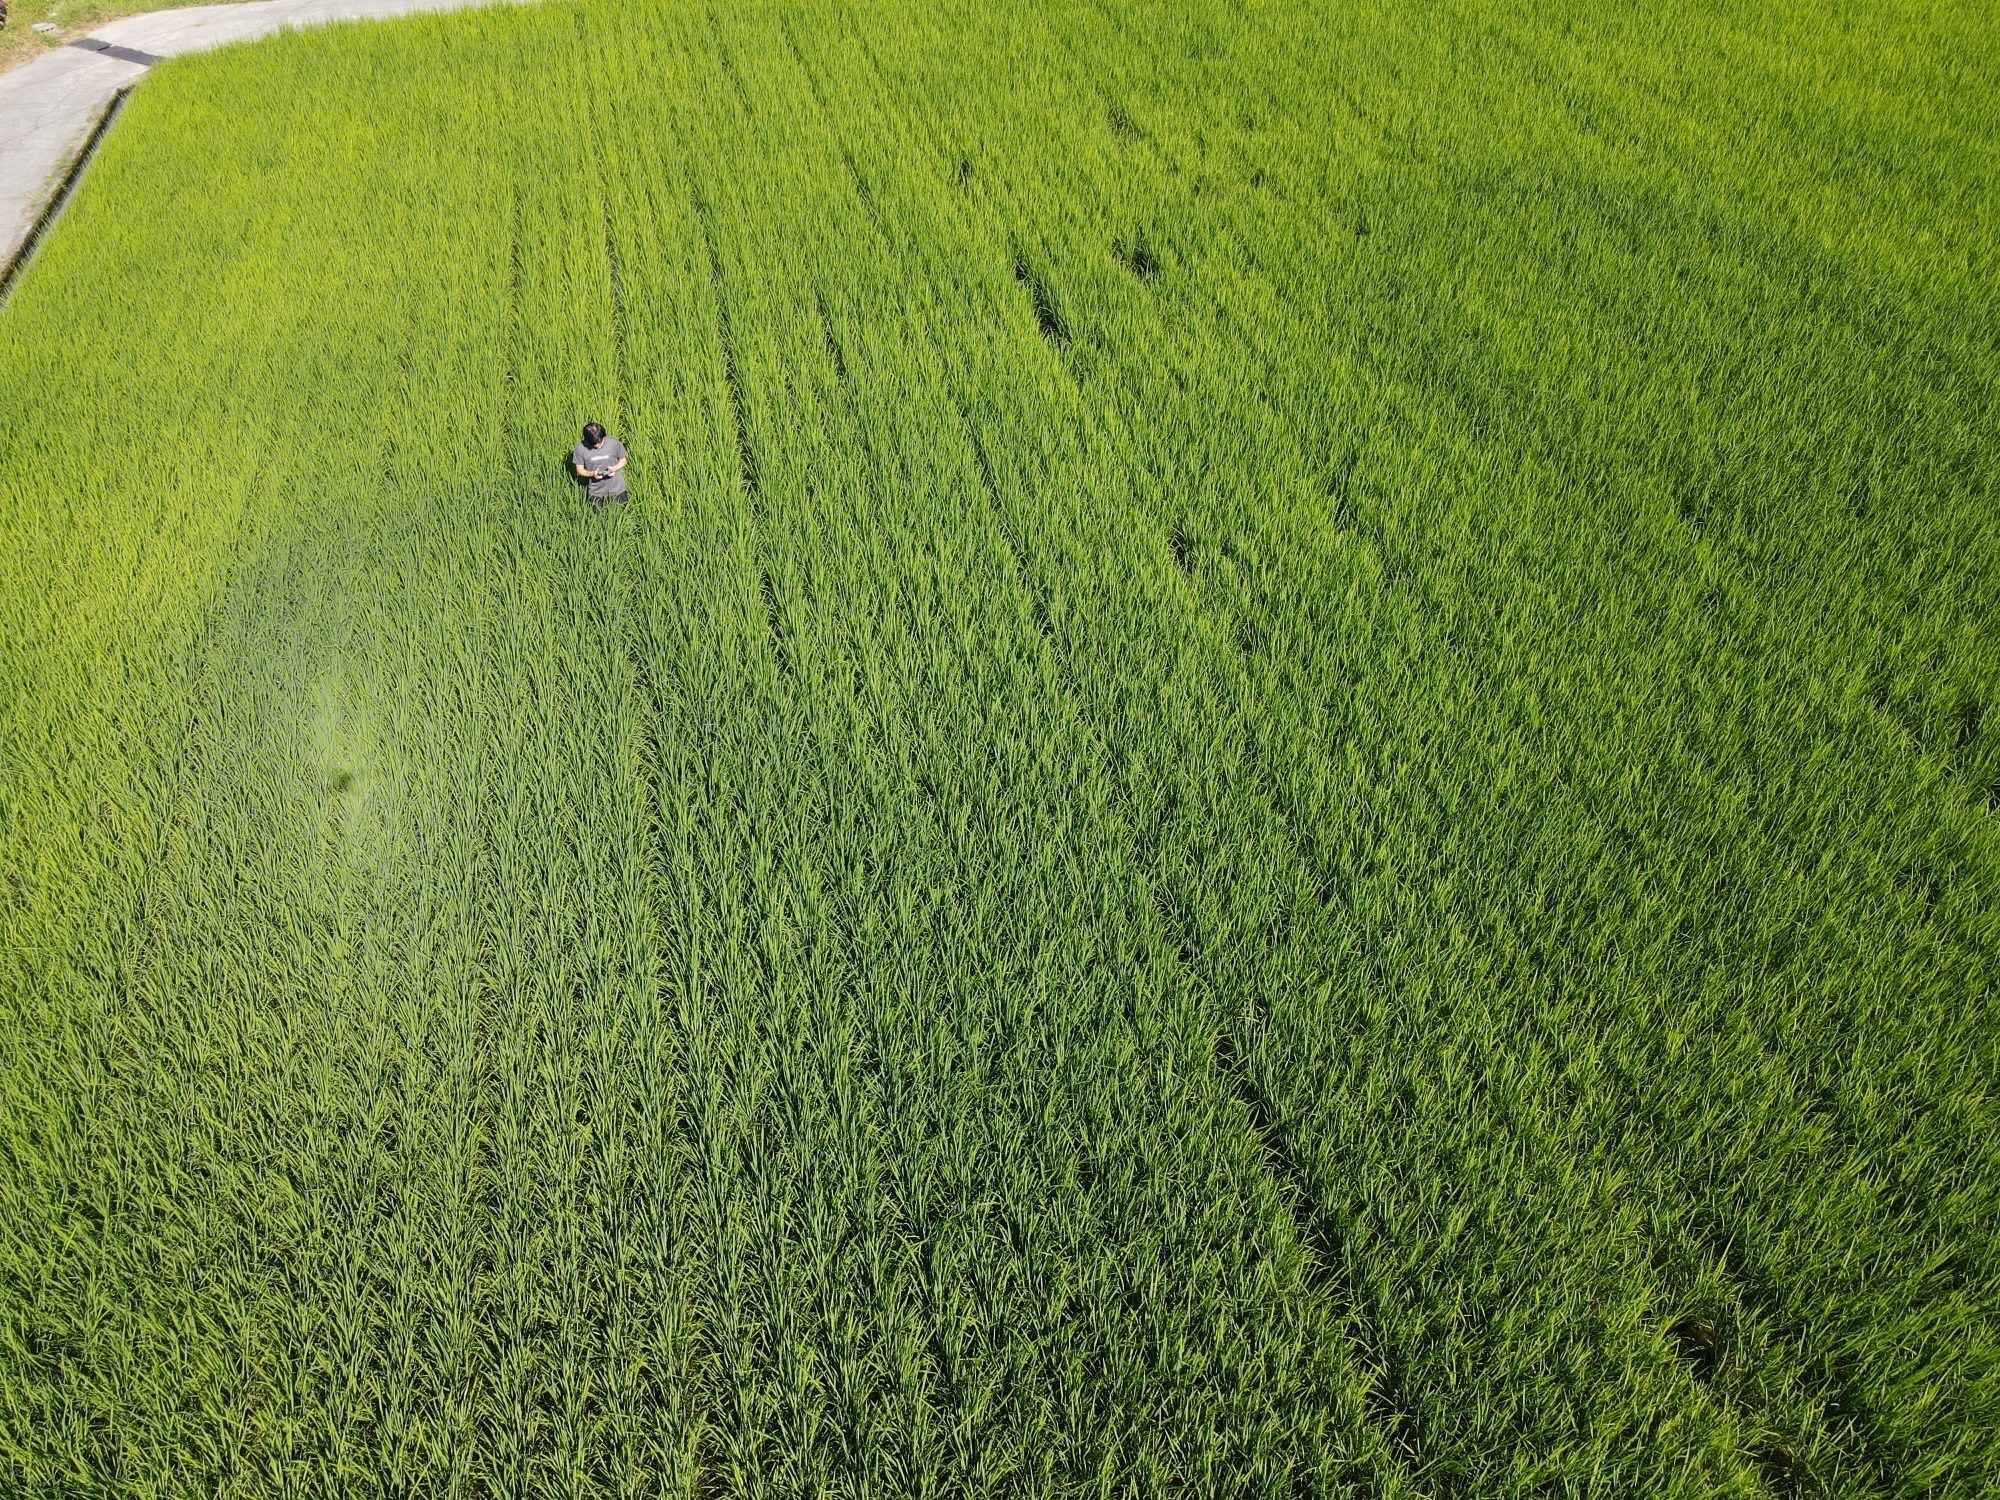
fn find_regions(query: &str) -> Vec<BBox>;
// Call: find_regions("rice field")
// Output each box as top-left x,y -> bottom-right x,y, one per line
0,0 -> 1995,1492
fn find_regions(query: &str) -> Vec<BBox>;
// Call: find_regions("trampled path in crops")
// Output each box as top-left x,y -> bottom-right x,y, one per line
0,0 -> 531,277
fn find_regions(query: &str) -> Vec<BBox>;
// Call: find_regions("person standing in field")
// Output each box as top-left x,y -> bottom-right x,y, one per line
572,421 -> 629,506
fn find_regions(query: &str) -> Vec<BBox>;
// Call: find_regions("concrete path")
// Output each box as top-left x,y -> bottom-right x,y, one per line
1,0 -> 524,276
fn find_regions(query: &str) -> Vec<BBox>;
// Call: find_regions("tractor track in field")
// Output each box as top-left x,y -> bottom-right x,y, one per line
959,423 -> 1061,661
1049,0 -> 2000,846
952,390 -> 1441,1494
829,20 -> 1894,1490
502,195 -> 524,399
602,519 -> 725,1497
805,299 -> 1129,1459
688,186 -> 789,680
820,21 -> 1430,1405
767,18 -> 1444,1484
959,9 -> 1968,1489
1206,1023 -> 1444,1487
702,3 -> 752,117
601,203 -> 628,419
1652,1213 -> 1899,1498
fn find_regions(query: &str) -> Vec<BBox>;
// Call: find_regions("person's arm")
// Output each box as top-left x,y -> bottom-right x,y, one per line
609,452 -> 628,475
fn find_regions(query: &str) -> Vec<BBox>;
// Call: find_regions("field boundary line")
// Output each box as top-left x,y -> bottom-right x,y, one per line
0,84 -> 128,307
0,0 -> 541,293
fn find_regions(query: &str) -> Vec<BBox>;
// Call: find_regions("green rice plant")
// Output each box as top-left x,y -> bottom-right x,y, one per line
0,0 -> 1993,1494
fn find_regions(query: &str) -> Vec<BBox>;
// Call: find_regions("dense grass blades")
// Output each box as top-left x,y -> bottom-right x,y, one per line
0,0 -> 1995,1494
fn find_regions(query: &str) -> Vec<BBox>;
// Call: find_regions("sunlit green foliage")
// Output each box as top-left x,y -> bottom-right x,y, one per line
1,0 -> 1995,1493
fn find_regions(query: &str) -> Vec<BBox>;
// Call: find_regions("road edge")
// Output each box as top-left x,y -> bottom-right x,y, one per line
0,79 -> 131,305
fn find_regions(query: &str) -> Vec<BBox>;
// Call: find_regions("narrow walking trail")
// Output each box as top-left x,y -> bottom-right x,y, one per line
0,0 -> 525,277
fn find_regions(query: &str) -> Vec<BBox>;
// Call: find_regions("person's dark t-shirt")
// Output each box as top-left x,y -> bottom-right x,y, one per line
572,438 -> 628,498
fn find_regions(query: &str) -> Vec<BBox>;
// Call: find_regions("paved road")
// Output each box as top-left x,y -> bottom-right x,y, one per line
1,0 -> 524,274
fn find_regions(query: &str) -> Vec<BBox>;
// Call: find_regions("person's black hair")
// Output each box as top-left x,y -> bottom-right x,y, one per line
583,421 -> 607,446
